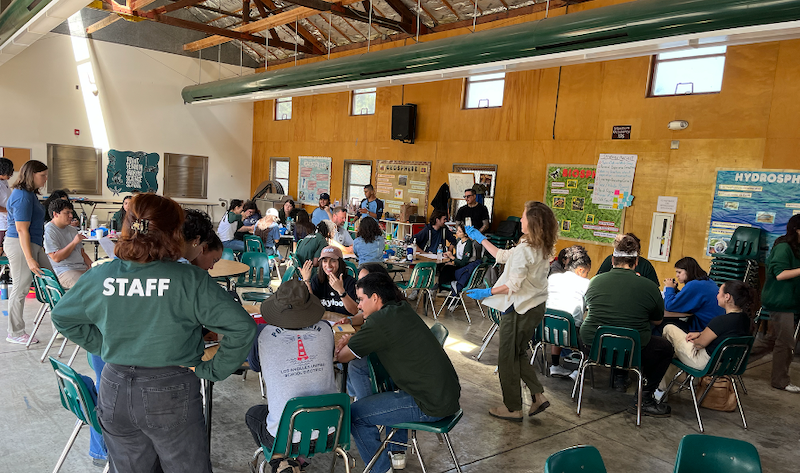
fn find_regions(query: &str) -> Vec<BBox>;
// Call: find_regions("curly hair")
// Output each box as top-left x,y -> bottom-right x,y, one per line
48,198 -> 74,218
356,216 -> 383,243
520,201 -> 558,258
115,194 -> 184,263
182,208 -> 214,245
564,245 -> 591,272
611,234 -> 639,268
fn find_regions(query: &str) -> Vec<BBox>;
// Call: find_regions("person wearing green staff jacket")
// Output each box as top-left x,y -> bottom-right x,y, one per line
52,193 -> 256,473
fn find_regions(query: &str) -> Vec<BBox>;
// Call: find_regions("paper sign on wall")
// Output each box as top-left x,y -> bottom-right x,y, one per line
657,196 -> 678,213
592,153 -> 638,205
297,156 -> 331,205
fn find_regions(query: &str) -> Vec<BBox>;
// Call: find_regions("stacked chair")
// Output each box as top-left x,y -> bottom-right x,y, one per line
709,226 -> 761,288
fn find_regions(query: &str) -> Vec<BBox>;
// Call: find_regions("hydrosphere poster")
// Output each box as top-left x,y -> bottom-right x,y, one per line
707,169 -> 800,258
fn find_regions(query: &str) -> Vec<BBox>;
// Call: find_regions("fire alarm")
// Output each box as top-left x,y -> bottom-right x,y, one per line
74,129 -> 80,136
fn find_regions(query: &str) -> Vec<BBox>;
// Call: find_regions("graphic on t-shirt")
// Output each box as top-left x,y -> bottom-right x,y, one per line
297,335 -> 309,361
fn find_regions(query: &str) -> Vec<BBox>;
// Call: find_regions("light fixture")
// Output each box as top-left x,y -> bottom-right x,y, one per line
668,120 -> 689,131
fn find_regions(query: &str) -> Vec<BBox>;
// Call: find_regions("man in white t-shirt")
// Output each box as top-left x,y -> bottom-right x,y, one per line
43,199 -> 92,289
546,245 -> 591,378
0,158 -> 14,258
328,206 -> 353,252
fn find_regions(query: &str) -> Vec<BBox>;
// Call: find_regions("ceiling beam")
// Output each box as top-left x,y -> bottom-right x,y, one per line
381,0 -> 415,23
85,0 -> 161,34
281,0 -> 414,33
260,0 -> 326,56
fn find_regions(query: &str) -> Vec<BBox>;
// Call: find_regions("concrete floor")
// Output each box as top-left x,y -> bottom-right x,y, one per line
1,293 -> 799,473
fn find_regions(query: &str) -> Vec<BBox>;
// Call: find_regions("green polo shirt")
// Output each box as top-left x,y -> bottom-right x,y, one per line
581,268 -> 664,347
596,255 -> 659,287
348,301 -> 461,417
51,259 -> 256,382
762,242 -> 800,312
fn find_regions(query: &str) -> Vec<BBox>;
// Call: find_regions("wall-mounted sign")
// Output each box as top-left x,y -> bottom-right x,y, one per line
297,156 -> 331,205
611,125 -> 631,140
107,150 -> 159,195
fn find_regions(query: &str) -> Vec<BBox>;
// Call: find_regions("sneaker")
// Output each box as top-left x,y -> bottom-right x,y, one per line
6,333 -> 37,345
390,451 -> 407,470
549,365 -> 573,378
782,384 -> 800,393
407,290 -> 419,301
569,370 -> 579,381
654,388 -> 668,403
92,458 -> 108,468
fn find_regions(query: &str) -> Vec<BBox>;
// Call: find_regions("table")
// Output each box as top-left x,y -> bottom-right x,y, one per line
276,234 -> 294,259
209,259 -> 249,290
81,236 -> 117,260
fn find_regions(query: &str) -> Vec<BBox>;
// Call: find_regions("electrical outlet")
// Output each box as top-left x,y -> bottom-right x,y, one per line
671,140 -> 679,149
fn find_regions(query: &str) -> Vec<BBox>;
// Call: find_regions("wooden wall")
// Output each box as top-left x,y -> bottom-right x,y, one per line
251,6 -> 800,283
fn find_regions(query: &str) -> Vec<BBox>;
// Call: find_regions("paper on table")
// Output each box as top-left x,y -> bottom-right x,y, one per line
98,236 -> 117,258
417,253 -> 439,259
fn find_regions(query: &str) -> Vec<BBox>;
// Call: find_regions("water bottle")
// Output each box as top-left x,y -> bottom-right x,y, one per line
406,239 -> 414,262
80,211 -> 87,231
437,244 -> 443,263
90,214 -> 99,230
0,281 -> 8,317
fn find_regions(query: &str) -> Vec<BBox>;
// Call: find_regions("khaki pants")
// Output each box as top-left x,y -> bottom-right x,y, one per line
751,311 -> 796,389
4,237 -> 53,337
660,325 -> 711,391
498,303 -> 545,411
57,269 -> 87,289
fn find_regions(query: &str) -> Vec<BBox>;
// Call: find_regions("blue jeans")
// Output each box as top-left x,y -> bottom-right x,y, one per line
89,353 -> 108,461
346,357 -> 373,401
223,239 -> 245,251
351,391 -> 443,473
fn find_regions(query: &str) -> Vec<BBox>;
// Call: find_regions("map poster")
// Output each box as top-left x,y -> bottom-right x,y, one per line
545,164 -> 624,245
297,156 -> 331,205
107,150 -> 159,195
706,168 -> 800,259
375,160 -> 431,217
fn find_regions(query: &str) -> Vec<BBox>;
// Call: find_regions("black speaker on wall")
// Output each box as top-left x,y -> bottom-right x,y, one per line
391,104 -> 416,144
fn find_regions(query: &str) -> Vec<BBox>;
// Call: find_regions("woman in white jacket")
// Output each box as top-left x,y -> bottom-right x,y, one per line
465,201 -> 558,421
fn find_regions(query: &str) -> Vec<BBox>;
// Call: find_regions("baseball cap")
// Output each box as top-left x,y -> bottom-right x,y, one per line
319,245 -> 343,260
319,193 -> 330,201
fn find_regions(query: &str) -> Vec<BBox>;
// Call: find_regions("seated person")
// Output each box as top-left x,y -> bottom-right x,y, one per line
254,208 -> 281,256
595,233 -> 659,286
660,256 -> 724,334
357,184 -> 384,221
217,199 -> 254,251
335,273 -> 461,473
353,216 -> 384,266
311,193 -> 333,226
44,199 -> 92,289
658,280 -> 754,397
110,195 -> 131,232
548,248 -> 568,277
192,233 -> 223,271
293,209 -> 315,242
295,221 -> 333,267
438,223 -> 476,293
300,246 -> 358,316
278,198 -> 298,224
414,210 -> 457,287
546,245 -> 591,378
245,280 -> 338,467
241,200 -> 261,229
581,234 -> 674,417
329,206 -> 354,251
454,188 -> 490,233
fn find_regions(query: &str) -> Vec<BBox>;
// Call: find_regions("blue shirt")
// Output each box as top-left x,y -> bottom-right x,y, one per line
353,237 -> 385,265
664,279 -> 725,332
311,208 -> 330,226
358,198 -> 384,221
7,189 -> 46,247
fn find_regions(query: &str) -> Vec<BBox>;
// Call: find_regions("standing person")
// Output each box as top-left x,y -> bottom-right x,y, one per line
455,188 -> 490,233
311,193 -> 333,226
358,184 -> 384,221
750,215 -> 800,393
43,199 -> 93,289
110,195 -> 132,232
596,233 -> 659,286
300,246 -> 358,316
4,160 -> 52,345
217,199 -> 253,251
464,201 -> 558,421
51,193 -> 256,473
660,256 -> 724,333
352,216 -> 384,266
0,157 -> 14,258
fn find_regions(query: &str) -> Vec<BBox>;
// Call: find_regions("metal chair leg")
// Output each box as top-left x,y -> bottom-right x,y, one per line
410,430 -> 426,473
571,351 -> 585,399
40,331 -> 60,363
736,375 -> 748,395
732,376 -> 748,430
334,447 -> 351,473
67,345 -> 80,367
576,362 -> 591,416
634,369 -> 643,427
363,428 -> 397,473
52,419 -> 83,473
443,433 -> 463,473
57,337 -> 68,357
687,376 -> 704,433
27,304 -> 47,349
259,372 -> 266,399
476,324 -> 498,360
459,295 -> 471,324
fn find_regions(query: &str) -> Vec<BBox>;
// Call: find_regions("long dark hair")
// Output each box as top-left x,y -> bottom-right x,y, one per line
721,280 -> 756,322
117,195 -> 132,224
317,254 -> 346,284
357,216 -> 383,243
774,214 -> 800,258
674,256 -> 709,282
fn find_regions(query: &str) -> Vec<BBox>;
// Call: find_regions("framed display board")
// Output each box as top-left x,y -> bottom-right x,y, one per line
297,156 -> 331,205
107,149 -> 159,195
544,164 -> 624,245
706,168 -> 800,258
375,160 -> 431,217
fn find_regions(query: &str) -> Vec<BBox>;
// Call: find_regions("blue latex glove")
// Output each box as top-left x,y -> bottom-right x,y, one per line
465,226 -> 486,244
465,288 -> 493,300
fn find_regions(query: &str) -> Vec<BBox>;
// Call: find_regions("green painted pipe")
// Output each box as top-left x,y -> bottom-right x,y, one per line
0,0 -> 55,49
182,0 -> 800,103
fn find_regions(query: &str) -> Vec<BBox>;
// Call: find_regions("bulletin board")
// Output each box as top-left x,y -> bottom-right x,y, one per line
107,149 -> 159,195
297,156 -> 331,205
375,160 -> 431,217
706,168 -> 800,258
545,164 -> 624,245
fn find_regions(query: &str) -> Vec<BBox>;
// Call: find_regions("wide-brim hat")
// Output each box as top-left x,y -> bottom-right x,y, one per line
260,279 -> 325,329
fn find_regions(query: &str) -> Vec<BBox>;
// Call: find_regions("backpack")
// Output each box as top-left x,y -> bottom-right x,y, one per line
495,220 -> 519,238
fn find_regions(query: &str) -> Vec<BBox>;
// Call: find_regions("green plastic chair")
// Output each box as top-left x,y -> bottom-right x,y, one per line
48,356 -> 104,473
437,263 -> 489,324
663,336 -> 754,433
476,307 -> 502,360
714,226 -> 761,261
244,234 -> 265,253
397,262 -> 437,316
577,326 -> 644,426
221,248 -> 236,261
281,264 -> 297,284
28,267 -> 58,349
430,322 -> 449,347
344,260 -> 358,278
238,252 -> 277,303
544,445 -> 607,473
530,309 -> 585,399
673,434 -> 761,473
250,393 -> 352,473
32,271 -> 80,366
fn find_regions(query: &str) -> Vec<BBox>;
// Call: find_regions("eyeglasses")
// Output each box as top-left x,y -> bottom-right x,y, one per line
464,194 -> 474,198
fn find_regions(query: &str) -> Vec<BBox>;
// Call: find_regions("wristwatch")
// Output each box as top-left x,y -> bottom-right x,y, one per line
338,292 -> 347,298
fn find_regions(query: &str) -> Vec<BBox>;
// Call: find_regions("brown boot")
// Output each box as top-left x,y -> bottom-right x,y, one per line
528,393 -> 550,417
489,405 -> 523,422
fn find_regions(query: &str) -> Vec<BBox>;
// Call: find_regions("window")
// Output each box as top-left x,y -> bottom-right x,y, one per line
47,143 -> 102,195
649,46 -> 726,97
164,153 -> 208,199
351,88 -> 376,115
270,157 -> 290,194
451,164 -> 497,219
464,73 -> 505,109
275,97 -> 292,120
343,161 -> 372,207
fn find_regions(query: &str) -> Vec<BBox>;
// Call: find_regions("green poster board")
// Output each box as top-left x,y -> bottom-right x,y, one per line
544,164 -> 624,245
107,150 -> 159,195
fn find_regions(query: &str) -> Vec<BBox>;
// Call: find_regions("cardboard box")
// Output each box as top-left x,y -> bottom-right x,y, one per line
399,204 -> 418,223
332,324 -> 356,344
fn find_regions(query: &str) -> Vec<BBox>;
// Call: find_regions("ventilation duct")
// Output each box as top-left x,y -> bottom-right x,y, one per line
182,0 -> 800,105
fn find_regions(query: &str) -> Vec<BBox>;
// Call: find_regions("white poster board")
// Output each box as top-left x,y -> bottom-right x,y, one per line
448,173 -> 475,195
592,153 -> 638,205
297,156 -> 331,205
648,212 -> 675,263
